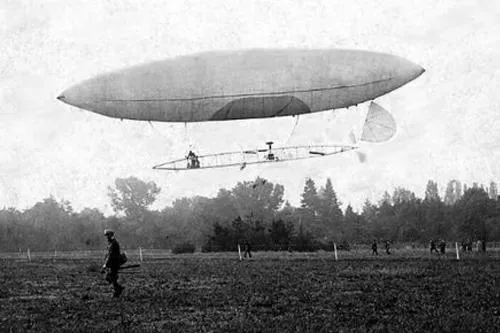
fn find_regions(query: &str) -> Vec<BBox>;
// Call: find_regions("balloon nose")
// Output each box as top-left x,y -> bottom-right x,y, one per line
57,94 -> 65,101
418,66 -> 425,77
402,60 -> 425,82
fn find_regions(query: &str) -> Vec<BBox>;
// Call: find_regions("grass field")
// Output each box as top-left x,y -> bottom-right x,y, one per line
1,250 -> 499,332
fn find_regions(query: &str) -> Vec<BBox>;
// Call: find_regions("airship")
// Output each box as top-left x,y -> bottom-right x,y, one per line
57,49 -> 424,122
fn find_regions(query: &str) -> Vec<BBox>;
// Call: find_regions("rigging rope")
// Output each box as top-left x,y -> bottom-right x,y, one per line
283,115 -> 300,146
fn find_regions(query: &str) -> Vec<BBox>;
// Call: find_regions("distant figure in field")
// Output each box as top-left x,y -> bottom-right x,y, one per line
430,240 -> 439,254
102,229 -> 125,298
439,239 -> 446,254
480,239 -> 486,253
384,240 -> 391,255
371,240 -> 378,256
243,240 -> 252,258
466,240 -> 473,252
461,239 -> 472,252
476,239 -> 486,253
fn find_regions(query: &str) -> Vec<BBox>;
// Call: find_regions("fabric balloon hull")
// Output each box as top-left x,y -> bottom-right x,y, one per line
78,78 -> 406,122
57,49 -> 424,122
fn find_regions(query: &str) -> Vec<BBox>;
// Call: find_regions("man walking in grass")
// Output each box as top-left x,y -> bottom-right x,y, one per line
102,229 -> 125,298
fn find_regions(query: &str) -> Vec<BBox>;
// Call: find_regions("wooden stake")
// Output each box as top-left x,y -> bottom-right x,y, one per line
334,243 -> 338,261
238,244 -> 242,261
139,247 -> 143,262
455,242 -> 460,260
27,248 -> 31,262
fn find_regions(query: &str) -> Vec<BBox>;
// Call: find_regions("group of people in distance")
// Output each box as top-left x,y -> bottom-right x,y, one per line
461,239 -> 474,252
430,239 -> 487,254
370,239 -> 488,257
429,239 -> 447,254
371,240 -> 392,255
461,239 -> 486,253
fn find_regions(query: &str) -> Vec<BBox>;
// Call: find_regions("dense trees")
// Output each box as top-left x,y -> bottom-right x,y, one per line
108,176 -> 161,219
455,188 -> 496,247
0,178 -> 499,252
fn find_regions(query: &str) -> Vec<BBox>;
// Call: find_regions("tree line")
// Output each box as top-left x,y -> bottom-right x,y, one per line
0,177 -> 499,252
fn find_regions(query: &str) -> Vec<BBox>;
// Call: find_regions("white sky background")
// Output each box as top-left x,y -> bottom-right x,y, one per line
1,0 -> 499,214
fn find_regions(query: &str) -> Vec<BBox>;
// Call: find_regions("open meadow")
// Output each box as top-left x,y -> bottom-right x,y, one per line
1,249 -> 499,332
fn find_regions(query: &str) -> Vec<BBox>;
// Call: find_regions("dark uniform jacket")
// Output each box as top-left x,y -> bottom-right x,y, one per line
105,238 -> 121,269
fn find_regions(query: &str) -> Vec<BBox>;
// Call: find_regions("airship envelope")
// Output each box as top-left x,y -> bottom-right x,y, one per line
58,49 -> 425,122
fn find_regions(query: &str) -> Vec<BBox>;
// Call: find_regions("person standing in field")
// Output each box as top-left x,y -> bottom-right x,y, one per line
243,239 -> 252,258
102,229 -> 124,298
430,240 -> 439,254
439,239 -> 446,254
371,240 -> 378,256
466,240 -> 473,252
480,239 -> 486,253
384,240 -> 391,255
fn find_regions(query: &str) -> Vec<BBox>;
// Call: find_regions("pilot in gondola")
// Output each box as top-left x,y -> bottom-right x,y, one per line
186,150 -> 197,168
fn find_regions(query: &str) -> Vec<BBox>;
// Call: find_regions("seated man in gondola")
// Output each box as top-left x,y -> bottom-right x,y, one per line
186,150 -> 196,168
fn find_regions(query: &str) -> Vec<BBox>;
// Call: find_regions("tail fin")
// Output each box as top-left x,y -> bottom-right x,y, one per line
361,102 -> 397,143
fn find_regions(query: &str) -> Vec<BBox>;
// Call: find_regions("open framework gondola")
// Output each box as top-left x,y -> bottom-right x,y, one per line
152,143 -> 359,171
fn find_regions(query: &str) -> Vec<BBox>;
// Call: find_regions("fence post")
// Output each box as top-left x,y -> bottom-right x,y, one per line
334,243 -> 338,261
139,247 -> 143,262
238,244 -> 242,261
455,242 -> 460,260
27,248 -> 31,262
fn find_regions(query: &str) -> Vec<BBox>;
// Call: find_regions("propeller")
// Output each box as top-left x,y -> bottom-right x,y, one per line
356,151 -> 367,163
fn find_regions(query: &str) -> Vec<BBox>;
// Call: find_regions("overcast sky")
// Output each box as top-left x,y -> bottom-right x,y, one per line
1,0 -> 499,214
